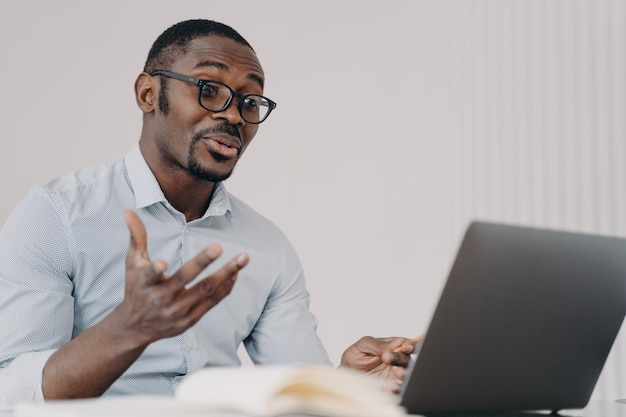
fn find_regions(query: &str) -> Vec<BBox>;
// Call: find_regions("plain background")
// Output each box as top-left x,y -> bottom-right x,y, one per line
2,0 -> 625,400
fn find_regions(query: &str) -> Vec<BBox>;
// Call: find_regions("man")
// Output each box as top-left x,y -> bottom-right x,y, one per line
0,19 -> 414,404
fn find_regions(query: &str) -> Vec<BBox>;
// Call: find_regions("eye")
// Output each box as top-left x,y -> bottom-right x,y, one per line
200,83 -> 220,98
242,97 -> 261,109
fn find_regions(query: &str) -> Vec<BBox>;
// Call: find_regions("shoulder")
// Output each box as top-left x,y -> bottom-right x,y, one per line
225,191 -> 286,238
40,158 -> 126,197
24,157 -> 132,224
217,188 -> 301,262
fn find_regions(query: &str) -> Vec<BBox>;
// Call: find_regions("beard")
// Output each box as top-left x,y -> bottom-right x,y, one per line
187,124 -> 242,182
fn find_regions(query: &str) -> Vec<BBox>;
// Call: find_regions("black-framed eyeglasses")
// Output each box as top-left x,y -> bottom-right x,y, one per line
151,70 -> 277,124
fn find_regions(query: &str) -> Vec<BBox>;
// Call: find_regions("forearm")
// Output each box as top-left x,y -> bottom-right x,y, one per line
42,307 -> 150,399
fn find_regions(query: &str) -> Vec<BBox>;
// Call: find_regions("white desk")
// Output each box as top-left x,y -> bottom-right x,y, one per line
1,400 -> 625,417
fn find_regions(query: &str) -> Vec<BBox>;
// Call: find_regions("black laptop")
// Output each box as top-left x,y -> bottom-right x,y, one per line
399,221 -> 626,415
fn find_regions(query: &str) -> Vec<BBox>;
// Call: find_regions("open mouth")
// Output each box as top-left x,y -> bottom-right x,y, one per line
204,137 -> 239,159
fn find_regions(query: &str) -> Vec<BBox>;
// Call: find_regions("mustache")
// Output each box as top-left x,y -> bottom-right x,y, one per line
192,123 -> 241,143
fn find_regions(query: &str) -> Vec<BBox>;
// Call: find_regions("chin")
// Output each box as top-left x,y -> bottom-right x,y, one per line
188,149 -> 238,182
188,165 -> 234,183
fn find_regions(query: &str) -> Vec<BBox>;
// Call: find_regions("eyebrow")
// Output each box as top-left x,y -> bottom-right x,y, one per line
194,60 -> 265,89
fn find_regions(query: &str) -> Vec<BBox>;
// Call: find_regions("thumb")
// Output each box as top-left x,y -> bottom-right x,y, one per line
123,209 -> 150,268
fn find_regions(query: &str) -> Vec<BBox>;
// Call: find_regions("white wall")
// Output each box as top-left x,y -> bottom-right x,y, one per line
1,0 -> 625,400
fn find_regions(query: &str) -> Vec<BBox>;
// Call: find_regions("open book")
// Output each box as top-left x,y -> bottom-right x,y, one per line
14,366 -> 407,417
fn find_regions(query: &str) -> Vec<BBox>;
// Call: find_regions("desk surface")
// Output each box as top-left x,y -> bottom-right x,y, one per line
1,400 -> 625,417
559,401 -> 626,417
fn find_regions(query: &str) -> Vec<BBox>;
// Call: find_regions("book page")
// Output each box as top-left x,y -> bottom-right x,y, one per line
176,365 -> 406,417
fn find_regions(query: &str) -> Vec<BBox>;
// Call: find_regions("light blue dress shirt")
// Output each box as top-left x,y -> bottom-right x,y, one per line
0,144 -> 330,405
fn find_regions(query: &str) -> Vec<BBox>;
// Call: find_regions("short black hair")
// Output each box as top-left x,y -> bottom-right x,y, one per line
143,19 -> 254,73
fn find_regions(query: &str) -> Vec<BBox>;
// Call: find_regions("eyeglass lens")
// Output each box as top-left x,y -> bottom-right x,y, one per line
200,82 -> 272,124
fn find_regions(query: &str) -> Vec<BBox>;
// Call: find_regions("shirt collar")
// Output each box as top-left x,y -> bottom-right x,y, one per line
205,181 -> 232,220
124,143 -> 232,221
124,143 -> 166,209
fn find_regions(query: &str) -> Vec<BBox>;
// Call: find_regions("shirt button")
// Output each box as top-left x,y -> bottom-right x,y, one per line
0,361 -> 8,368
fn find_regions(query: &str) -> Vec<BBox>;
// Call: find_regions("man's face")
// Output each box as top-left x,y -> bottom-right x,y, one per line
152,35 -> 264,183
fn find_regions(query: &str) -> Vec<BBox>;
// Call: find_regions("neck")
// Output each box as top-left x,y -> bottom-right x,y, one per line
159,175 -> 216,222
139,140 -> 216,223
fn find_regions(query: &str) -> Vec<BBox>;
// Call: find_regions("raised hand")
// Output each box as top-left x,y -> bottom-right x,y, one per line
118,210 -> 248,344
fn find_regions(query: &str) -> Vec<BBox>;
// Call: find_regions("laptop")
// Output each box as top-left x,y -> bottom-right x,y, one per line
399,221 -> 626,415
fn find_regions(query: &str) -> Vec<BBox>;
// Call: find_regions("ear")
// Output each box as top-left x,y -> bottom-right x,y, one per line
135,72 -> 157,113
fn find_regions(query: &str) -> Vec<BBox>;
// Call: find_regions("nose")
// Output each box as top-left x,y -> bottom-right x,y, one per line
212,99 -> 245,127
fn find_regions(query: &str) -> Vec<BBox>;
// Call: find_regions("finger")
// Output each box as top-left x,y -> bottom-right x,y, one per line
393,335 -> 424,353
195,253 -> 248,296
141,259 -> 169,286
168,244 -> 223,289
395,342 -> 416,354
179,253 -> 249,315
356,336 -> 389,356
123,210 -> 150,268
381,350 -> 412,368
393,366 -> 408,381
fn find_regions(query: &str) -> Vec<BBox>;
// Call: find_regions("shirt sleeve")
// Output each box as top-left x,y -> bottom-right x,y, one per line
243,232 -> 332,366
0,188 -> 76,406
